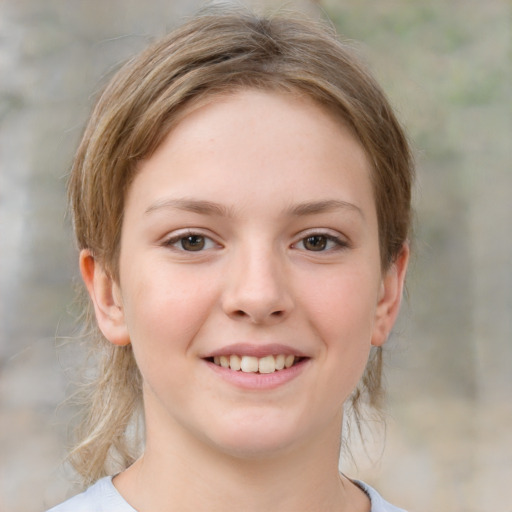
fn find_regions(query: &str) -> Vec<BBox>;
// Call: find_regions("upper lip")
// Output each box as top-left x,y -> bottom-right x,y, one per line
202,343 -> 309,359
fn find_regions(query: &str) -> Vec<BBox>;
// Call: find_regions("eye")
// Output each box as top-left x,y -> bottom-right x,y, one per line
296,233 -> 348,252
180,235 -> 207,251
303,235 -> 328,251
164,232 -> 217,252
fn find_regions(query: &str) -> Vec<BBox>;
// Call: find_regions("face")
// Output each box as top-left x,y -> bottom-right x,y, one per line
83,89 -> 407,460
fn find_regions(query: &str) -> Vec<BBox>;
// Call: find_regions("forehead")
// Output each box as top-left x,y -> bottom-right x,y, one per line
166,84 -> 361,149
127,88 -> 374,218
146,88 -> 367,170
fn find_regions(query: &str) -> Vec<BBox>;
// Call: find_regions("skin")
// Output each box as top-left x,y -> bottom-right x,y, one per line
81,89 -> 408,512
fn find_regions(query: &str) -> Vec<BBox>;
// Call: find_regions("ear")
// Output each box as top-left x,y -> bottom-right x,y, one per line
79,249 -> 130,346
371,243 -> 409,347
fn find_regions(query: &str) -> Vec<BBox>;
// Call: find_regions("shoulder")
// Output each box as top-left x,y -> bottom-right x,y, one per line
46,476 -> 136,512
354,480 -> 408,512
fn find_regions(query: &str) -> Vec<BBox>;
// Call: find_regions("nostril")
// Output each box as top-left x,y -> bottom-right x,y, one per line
231,308 -> 284,321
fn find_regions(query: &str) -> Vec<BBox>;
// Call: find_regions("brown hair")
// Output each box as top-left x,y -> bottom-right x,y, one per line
68,5 -> 413,485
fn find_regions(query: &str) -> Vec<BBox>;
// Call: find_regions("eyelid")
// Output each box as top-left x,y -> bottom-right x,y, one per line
162,228 -> 221,251
292,229 -> 350,251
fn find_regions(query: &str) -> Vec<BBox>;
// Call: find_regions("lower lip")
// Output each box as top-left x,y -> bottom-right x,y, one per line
204,358 -> 310,390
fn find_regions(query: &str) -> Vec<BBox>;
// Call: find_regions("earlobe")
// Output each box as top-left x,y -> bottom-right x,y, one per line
371,244 -> 409,347
79,249 -> 130,346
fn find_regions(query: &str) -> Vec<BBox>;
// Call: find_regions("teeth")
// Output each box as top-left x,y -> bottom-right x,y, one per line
212,354 -> 299,373
240,356 -> 259,373
229,354 -> 241,371
258,355 -> 275,374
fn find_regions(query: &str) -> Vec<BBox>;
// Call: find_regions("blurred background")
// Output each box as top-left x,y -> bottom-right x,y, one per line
0,0 -> 510,511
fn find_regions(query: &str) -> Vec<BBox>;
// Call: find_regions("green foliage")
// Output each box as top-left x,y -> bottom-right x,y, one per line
324,0 -> 510,166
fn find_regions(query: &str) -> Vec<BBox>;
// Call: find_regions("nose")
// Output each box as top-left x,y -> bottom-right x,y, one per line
221,246 -> 294,325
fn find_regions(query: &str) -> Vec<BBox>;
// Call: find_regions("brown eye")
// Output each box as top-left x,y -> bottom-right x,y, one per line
303,235 -> 328,251
181,235 -> 205,251
165,232 -> 217,252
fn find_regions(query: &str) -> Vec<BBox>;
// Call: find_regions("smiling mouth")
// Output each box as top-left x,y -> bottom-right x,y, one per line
207,354 -> 305,374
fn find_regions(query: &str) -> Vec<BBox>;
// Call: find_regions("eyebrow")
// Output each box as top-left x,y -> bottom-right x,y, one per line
145,198 -> 232,217
145,197 -> 363,219
287,199 -> 364,219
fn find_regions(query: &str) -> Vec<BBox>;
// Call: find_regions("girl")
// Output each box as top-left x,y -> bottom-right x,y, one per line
48,6 -> 412,512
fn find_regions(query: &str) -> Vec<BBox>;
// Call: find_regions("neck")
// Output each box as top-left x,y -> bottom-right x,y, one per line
114,410 -> 368,512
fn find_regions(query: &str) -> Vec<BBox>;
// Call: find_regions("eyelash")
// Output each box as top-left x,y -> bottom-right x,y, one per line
163,230 -> 349,253
163,230 -> 218,252
294,232 -> 350,252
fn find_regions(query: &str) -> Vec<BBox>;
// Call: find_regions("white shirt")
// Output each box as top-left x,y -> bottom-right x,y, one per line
47,476 -> 408,511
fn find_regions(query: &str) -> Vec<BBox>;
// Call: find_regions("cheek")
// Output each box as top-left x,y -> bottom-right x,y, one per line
120,264 -> 219,357
304,272 -> 378,402
300,268 -> 379,344
300,268 -> 380,393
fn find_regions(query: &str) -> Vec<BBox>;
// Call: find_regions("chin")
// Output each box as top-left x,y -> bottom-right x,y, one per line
202,416 -> 308,461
